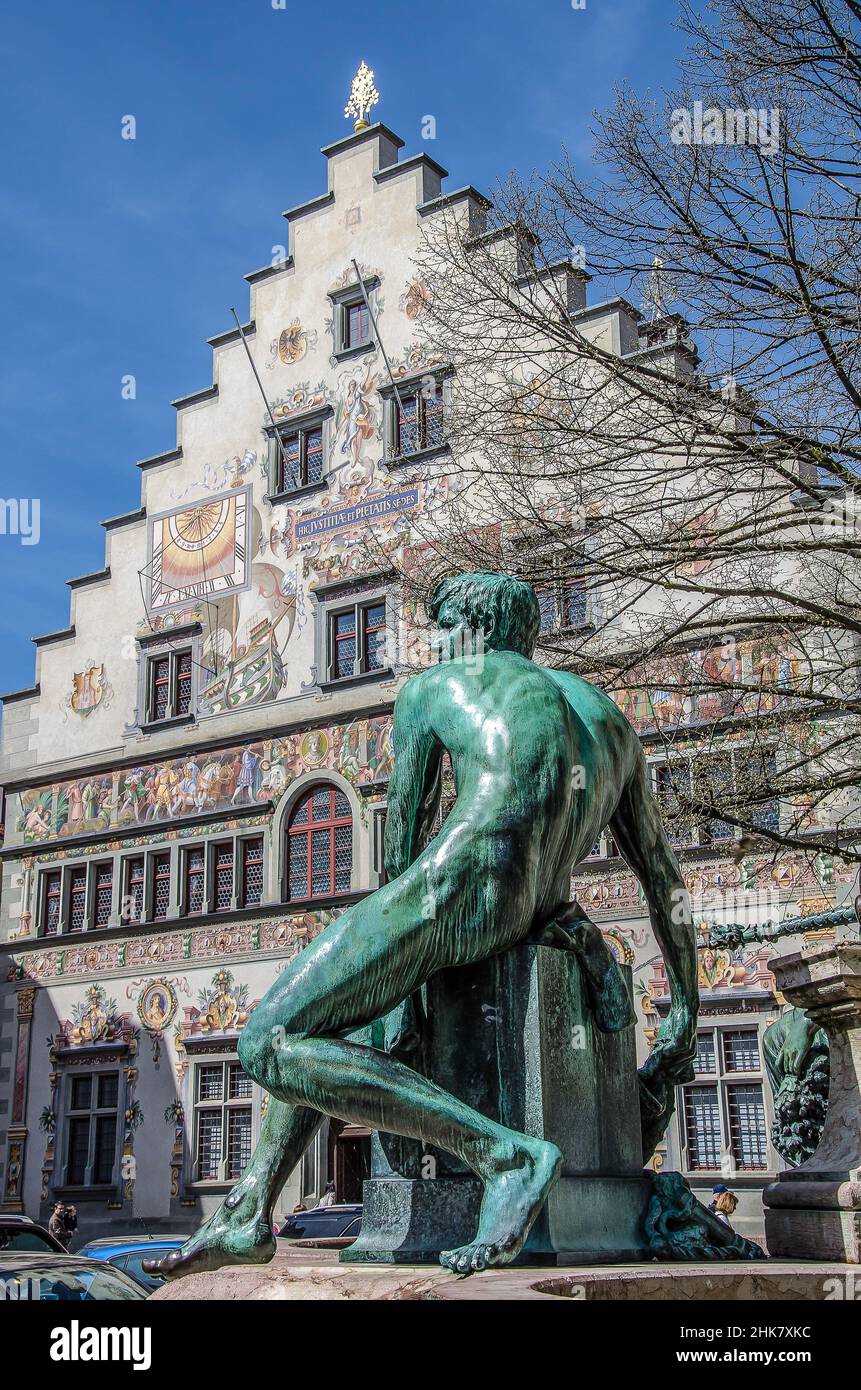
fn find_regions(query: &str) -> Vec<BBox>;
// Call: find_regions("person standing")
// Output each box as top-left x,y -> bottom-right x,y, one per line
63,1203 -> 78,1248
48,1202 -> 69,1248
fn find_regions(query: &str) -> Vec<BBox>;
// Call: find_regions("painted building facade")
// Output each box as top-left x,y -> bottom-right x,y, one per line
0,114 -> 855,1242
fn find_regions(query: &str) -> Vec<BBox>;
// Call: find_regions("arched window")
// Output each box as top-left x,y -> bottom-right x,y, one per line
287,783 -> 352,900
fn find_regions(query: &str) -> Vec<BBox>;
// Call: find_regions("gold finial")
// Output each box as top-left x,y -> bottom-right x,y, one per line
344,60 -> 379,133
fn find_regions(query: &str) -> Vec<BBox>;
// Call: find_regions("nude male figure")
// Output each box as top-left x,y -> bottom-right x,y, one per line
152,572 -> 697,1280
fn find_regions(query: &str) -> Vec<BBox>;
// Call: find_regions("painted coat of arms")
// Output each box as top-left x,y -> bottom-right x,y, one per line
67,660 -> 112,717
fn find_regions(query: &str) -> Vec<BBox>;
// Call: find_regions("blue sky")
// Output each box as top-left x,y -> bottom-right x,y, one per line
0,0 -> 687,696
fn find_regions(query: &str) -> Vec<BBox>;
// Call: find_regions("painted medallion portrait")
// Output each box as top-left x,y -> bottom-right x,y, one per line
137,978 -> 178,1032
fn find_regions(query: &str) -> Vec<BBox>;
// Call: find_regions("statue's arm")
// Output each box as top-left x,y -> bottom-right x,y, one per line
384,677 -> 443,881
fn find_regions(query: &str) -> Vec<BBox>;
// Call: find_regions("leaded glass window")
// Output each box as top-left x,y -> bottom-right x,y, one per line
287,784 -> 352,900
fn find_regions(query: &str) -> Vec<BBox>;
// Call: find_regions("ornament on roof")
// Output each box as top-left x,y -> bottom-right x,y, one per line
642,255 -> 668,321
344,61 -> 379,133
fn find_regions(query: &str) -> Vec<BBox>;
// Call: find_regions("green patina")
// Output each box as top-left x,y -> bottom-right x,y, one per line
151,572 -> 698,1280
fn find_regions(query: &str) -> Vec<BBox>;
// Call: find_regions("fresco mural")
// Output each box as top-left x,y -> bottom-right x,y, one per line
140,476 -> 306,715
270,382 -> 330,423
610,635 -> 803,733
57,983 -> 133,1047
169,450 -> 258,501
15,716 -> 395,845
331,359 -> 380,490
399,278 -> 432,320
178,968 -> 256,1038
266,320 -> 318,368
65,661 -> 113,720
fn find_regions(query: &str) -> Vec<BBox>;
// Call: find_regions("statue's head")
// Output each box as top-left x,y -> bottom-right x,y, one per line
428,572 -> 540,660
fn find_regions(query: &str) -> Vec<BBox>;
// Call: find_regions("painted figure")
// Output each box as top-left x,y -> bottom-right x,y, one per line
337,374 -> 375,472
151,573 -> 697,1282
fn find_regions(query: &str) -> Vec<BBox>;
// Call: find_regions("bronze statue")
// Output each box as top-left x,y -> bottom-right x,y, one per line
151,573 -> 697,1280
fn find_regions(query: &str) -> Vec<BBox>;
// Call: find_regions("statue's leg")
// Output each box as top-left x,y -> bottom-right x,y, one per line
148,1098 -> 324,1281
609,761 -> 699,1157
159,878 -> 564,1278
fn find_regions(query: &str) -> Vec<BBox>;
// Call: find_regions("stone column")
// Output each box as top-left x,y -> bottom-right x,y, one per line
763,940 -> 861,1262
2,986 -> 36,1212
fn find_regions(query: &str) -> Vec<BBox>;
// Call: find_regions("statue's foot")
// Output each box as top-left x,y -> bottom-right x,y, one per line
143,1191 -> 275,1282
439,1136 -> 561,1276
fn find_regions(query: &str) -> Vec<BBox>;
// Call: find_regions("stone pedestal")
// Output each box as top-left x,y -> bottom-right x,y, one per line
763,941 -> 861,1262
342,943 -> 652,1265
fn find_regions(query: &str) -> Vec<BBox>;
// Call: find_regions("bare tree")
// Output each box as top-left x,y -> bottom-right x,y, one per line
380,0 -> 861,869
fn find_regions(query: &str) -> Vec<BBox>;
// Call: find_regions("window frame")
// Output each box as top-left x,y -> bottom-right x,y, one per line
190,1058 -> 256,1187
285,783 -> 354,902
325,598 -> 389,684
144,645 -> 194,726
535,562 -> 589,635
677,1023 -> 773,1176
211,838 -> 235,914
327,277 -> 379,361
150,849 -> 172,922
92,859 -> 115,929
40,867 -> 63,936
381,368 -> 452,465
239,833 -> 265,909
266,408 -> 333,502
61,1066 -> 122,1191
182,843 -> 207,917
650,749 -> 779,849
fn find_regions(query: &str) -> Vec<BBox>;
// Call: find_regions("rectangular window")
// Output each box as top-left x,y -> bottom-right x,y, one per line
152,851 -> 171,921
694,1033 -> 717,1074
123,856 -> 145,924
176,650 -> 192,716
42,869 -> 62,935
679,1025 -> 771,1176
68,865 -> 88,933
392,380 -> 445,458
327,600 -> 389,681
722,1029 -> 760,1073
653,762 -> 694,846
535,556 -> 588,634
185,847 -> 206,915
146,647 -> 194,724
727,1083 -> 768,1170
93,862 -> 113,928
692,753 -> 735,844
331,608 -> 357,679
193,1060 -> 254,1183
241,836 -> 264,907
751,754 -> 780,834
213,842 -> 234,912
273,423 -> 325,494
343,298 -> 370,351
64,1069 -> 119,1187
683,1085 -> 722,1170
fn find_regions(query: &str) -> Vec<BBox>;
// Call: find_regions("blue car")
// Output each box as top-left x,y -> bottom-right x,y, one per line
77,1235 -> 187,1291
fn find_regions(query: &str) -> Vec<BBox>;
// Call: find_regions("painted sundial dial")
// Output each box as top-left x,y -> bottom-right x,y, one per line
148,486 -> 251,612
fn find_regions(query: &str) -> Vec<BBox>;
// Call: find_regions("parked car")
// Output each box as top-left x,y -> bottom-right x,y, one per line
0,1215 -> 67,1255
278,1204 -> 363,1241
77,1235 -> 187,1291
0,1250 -> 148,1301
